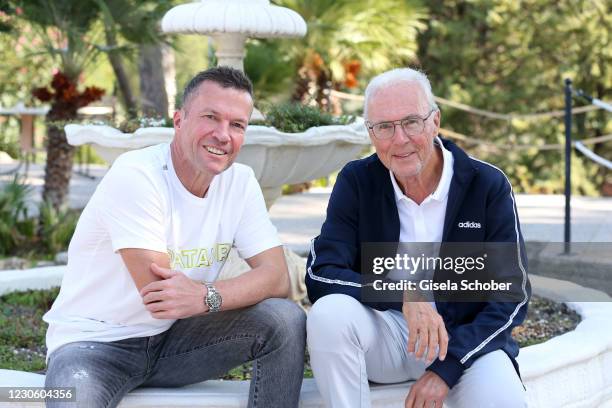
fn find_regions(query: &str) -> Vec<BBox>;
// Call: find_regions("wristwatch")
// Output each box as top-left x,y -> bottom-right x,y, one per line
204,282 -> 222,313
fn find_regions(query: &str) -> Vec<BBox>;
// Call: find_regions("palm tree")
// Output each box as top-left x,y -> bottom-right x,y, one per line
13,0 -> 175,208
270,0 -> 427,109
15,0 -> 104,209
94,0 -> 175,118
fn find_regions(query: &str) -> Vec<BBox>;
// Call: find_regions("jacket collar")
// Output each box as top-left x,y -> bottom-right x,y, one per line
365,155 -> 399,242
365,136 -> 477,242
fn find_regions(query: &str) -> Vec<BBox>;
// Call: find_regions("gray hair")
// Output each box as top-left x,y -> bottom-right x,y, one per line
363,68 -> 438,119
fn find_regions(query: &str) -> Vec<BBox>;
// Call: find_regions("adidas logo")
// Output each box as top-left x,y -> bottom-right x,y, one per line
458,221 -> 481,229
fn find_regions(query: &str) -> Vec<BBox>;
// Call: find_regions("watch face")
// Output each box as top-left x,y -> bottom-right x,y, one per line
207,291 -> 222,311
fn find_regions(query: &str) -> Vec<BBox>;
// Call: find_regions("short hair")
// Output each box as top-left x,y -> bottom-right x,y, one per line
181,66 -> 253,109
363,68 -> 438,119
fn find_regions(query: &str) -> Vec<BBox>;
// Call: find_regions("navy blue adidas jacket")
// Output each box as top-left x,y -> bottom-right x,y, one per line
305,138 -> 531,389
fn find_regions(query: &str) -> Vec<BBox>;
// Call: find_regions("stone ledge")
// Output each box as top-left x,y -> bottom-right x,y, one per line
0,370 -> 411,408
519,275 -> 612,407
0,266 -> 64,296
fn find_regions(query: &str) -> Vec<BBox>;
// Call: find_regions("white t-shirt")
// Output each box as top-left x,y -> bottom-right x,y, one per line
44,143 -> 281,358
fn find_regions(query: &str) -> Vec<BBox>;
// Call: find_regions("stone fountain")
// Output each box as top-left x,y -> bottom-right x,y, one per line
65,0 -> 372,300
161,0 -> 307,71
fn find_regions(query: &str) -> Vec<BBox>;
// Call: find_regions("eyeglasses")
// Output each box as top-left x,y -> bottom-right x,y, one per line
367,109 -> 436,140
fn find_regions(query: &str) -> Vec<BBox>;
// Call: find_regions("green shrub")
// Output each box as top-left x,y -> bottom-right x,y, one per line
38,201 -> 79,255
118,116 -> 173,133
0,115 -> 22,159
0,134 -> 20,159
0,177 -> 36,255
259,103 -> 355,133
0,179 -> 78,257
1,287 -> 59,310
0,288 -> 58,372
73,104 -> 354,136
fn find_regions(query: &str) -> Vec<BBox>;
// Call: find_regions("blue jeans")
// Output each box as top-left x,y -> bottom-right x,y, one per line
45,298 -> 306,408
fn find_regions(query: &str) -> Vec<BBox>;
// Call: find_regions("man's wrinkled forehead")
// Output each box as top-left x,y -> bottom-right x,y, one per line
366,82 -> 429,118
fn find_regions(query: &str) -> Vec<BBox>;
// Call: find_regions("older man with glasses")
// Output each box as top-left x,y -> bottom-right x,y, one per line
306,68 -> 530,408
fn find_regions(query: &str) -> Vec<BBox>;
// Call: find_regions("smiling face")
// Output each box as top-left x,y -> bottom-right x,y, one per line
172,80 -> 253,179
366,81 -> 440,181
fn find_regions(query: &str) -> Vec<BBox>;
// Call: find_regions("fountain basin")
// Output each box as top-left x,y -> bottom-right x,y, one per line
65,121 -> 370,207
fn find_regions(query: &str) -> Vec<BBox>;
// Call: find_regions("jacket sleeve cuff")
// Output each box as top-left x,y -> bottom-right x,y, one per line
366,301 -> 402,312
426,355 -> 465,389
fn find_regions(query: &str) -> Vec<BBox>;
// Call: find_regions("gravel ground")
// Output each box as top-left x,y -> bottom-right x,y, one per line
512,295 -> 580,347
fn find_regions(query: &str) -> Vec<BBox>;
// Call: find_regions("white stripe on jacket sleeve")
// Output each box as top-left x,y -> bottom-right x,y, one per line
459,157 -> 529,365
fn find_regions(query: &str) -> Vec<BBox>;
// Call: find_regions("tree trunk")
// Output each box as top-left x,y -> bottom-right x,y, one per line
42,124 -> 75,209
108,53 -> 137,119
105,28 -> 137,118
107,52 -> 138,118
139,43 -> 169,117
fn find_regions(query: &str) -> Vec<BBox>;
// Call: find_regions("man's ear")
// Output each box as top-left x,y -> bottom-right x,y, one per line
173,109 -> 184,129
433,109 -> 441,131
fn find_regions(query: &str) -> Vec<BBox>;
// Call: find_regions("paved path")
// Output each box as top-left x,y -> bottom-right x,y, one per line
1,161 -> 611,257
270,187 -> 612,255
0,160 -> 107,215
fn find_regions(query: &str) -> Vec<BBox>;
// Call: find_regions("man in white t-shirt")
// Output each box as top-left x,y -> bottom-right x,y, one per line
43,67 -> 306,408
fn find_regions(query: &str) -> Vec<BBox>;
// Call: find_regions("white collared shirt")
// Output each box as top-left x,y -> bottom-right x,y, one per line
389,138 -> 453,308
390,138 -> 454,243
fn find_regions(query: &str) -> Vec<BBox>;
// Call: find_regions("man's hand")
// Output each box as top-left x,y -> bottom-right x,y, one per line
402,302 -> 448,364
140,263 -> 207,319
405,371 -> 449,408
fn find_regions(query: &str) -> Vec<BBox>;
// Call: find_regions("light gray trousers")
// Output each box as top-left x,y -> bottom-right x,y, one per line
307,294 -> 527,408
